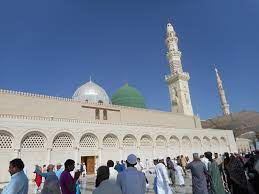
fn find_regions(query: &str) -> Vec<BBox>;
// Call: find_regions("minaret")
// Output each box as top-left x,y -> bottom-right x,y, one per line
165,22 -> 194,116
214,65 -> 230,115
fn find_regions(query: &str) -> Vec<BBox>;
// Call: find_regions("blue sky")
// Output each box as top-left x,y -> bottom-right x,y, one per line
0,0 -> 258,119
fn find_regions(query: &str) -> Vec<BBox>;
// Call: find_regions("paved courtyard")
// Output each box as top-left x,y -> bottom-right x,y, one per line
35,173 -> 192,194
0,172 -> 193,194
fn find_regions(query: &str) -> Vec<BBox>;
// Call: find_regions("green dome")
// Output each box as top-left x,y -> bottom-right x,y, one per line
111,84 -> 146,108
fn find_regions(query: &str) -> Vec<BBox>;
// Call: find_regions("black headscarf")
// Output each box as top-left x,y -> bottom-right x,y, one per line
95,166 -> 110,187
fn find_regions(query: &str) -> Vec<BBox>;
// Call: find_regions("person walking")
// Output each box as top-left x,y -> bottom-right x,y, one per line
204,152 -> 225,194
175,163 -> 185,187
166,157 -> 176,187
225,155 -> 249,194
155,158 -> 173,194
180,155 -> 187,175
60,159 -> 81,194
136,158 -> 144,172
107,160 -> 118,183
33,165 -> 42,193
186,153 -> 208,194
93,166 -> 122,194
2,158 -> 28,194
116,154 -> 146,194
55,163 -> 63,180
35,164 -> 61,194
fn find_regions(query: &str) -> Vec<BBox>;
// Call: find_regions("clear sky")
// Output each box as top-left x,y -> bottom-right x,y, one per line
0,0 -> 258,119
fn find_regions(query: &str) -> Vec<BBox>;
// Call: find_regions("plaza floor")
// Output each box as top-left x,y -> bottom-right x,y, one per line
28,173 -> 193,194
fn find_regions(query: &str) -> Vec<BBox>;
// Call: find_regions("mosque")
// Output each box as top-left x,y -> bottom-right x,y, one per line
0,23 -> 237,182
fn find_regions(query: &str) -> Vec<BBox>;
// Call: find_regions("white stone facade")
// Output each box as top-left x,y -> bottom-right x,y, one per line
0,89 -> 237,182
236,138 -> 252,153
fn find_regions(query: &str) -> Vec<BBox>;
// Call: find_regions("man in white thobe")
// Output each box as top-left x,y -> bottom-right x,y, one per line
107,160 -> 118,183
200,155 -> 209,170
116,154 -> 146,194
155,158 -> 172,194
136,158 -> 144,172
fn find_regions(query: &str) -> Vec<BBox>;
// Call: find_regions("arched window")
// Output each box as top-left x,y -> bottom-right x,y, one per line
95,109 -> 100,120
0,131 -> 13,149
140,135 -> 153,148
103,134 -> 118,148
80,134 -> 98,148
98,100 -> 103,104
103,109 -> 107,120
156,135 -> 166,147
21,132 -> 46,149
53,133 -> 73,149
123,135 -> 137,148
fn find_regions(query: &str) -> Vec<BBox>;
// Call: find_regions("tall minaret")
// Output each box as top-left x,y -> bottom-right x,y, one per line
165,22 -> 194,116
214,65 -> 230,115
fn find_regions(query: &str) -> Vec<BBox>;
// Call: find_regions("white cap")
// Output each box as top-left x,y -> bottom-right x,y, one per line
126,154 -> 137,165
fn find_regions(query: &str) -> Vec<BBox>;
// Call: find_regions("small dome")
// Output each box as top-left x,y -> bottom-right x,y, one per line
72,80 -> 109,104
111,84 -> 145,108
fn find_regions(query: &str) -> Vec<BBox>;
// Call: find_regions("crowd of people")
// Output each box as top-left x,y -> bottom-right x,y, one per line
1,150 -> 259,194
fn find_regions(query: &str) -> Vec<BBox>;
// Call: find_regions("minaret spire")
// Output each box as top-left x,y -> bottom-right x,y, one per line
214,65 -> 230,115
165,22 -> 194,116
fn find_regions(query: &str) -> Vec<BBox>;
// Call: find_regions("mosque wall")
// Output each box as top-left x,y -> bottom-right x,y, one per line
0,115 -> 237,183
0,90 -> 201,129
236,138 -> 252,153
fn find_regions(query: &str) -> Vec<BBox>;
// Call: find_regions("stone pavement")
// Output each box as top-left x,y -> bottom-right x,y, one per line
25,173 -> 193,194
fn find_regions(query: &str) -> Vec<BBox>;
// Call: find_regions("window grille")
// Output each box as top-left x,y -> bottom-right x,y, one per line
0,132 -> 13,149
53,133 -> 73,148
21,132 -> 45,149
103,135 -> 118,148
156,136 -> 166,147
140,135 -> 152,147
123,135 -> 136,148
80,134 -> 98,148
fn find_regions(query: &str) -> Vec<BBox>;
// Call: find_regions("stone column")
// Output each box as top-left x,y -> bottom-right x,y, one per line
74,147 -> 79,165
137,146 -> 140,157
152,145 -> 155,159
179,140 -> 182,155
47,148 -> 52,164
166,145 -> 169,157
98,147 -> 102,166
14,148 -> 21,158
119,147 -> 123,161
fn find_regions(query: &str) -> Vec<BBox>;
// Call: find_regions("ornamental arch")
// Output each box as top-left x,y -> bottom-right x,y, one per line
140,135 -> 153,148
181,136 -> 192,158
123,134 -> 137,149
139,135 -> 153,161
122,134 -> 137,160
20,131 -> 48,180
202,136 -> 211,153
0,130 -> 14,183
192,136 -> 202,155
52,132 -> 74,149
211,137 -> 220,153
155,135 -> 167,147
80,133 -> 99,149
21,131 -> 47,149
102,133 -> 120,162
168,135 -> 180,157
102,133 -> 119,148
220,137 -> 229,153
155,135 -> 167,158
0,130 -> 13,150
